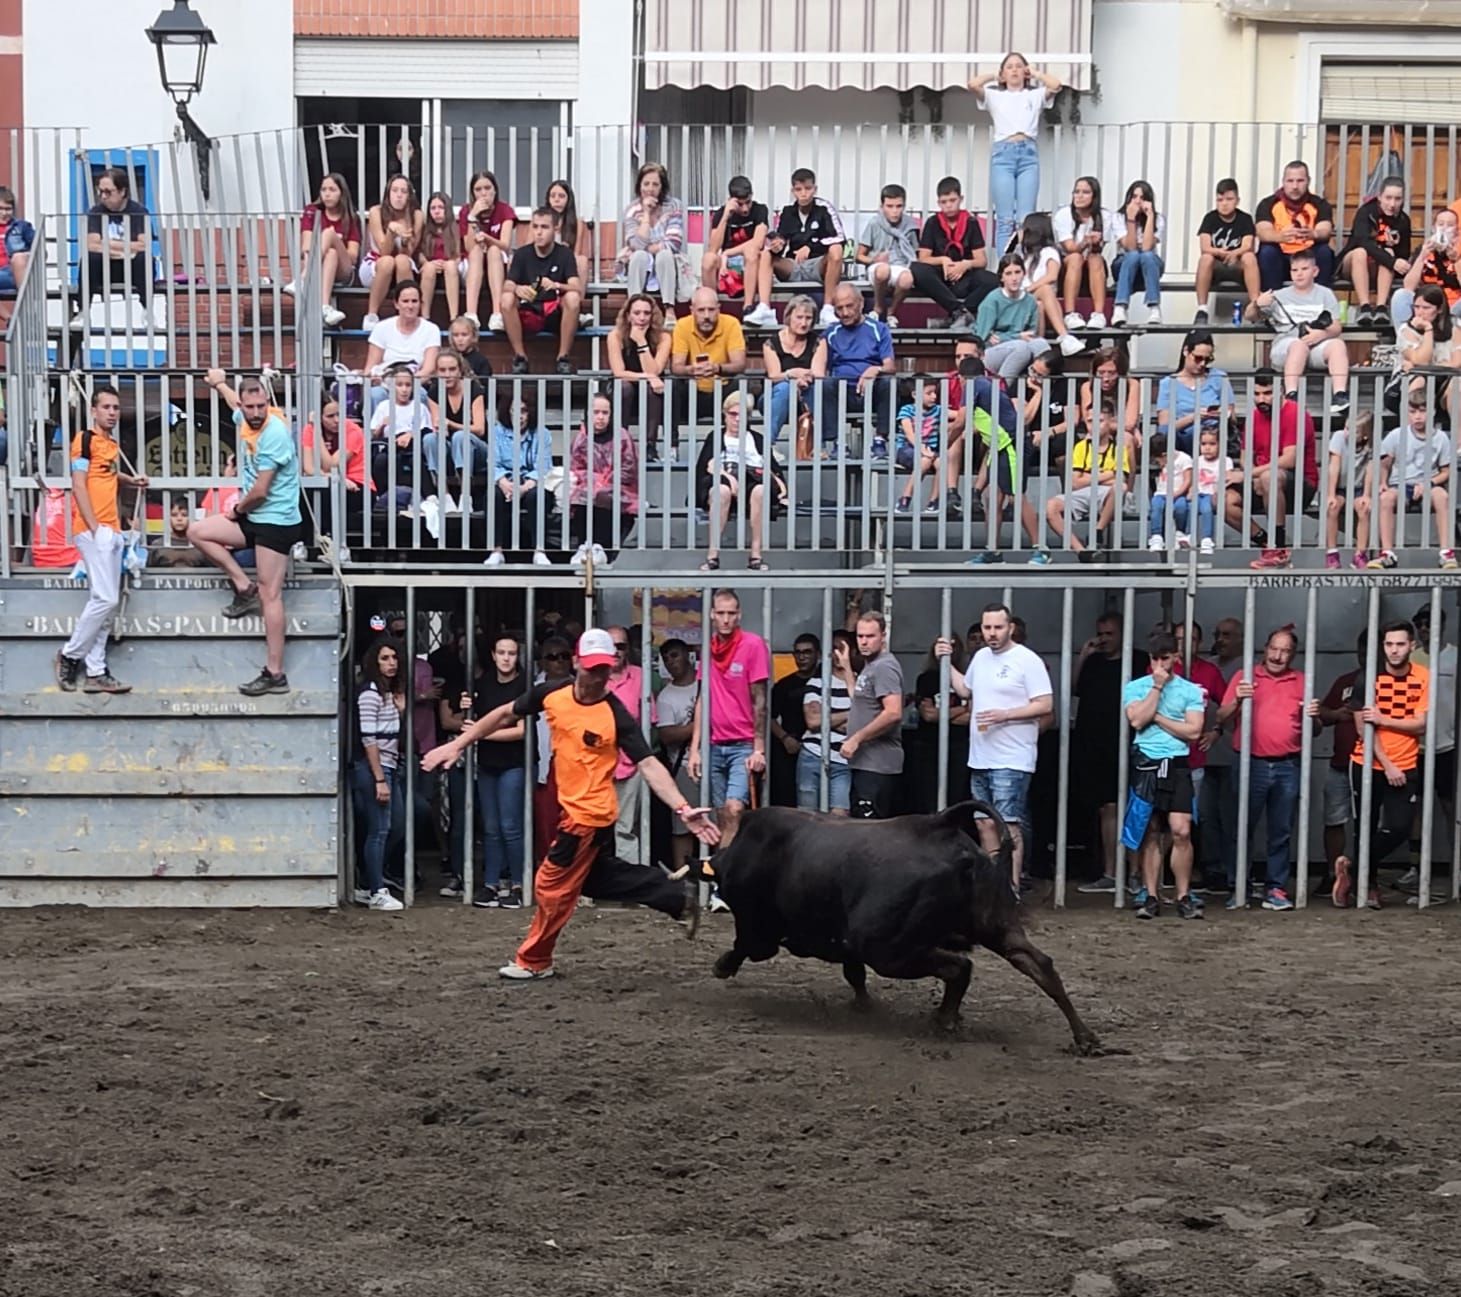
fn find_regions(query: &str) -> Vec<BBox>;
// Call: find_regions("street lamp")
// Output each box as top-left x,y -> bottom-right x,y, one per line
146,0 -> 217,200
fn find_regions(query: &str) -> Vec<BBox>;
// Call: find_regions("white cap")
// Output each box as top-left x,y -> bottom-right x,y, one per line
576,627 -> 618,668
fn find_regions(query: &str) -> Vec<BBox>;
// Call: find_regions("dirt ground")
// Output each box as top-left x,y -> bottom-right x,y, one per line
4,895 -> 1461,1297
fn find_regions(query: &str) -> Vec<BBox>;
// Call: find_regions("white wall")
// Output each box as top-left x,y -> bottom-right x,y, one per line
575,0 -> 634,221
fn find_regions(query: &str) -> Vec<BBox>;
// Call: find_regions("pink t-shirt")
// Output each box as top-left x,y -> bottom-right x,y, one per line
1176,656 -> 1226,771
608,664 -> 656,779
701,632 -> 770,743
1222,665 -> 1308,759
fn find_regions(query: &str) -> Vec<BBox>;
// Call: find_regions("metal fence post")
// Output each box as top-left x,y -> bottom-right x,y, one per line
1295,587 -> 1318,908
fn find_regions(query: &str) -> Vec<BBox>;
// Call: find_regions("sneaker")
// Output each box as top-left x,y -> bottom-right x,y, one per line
83,672 -> 132,694
1332,855 -> 1352,907
1365,888 -> 1383,910
1130,885 -> 1150,910
1135,893 -> 1160,920
239,668 -> 289,696
870,437 -> 889,461
885,314 -> 900,329
532,549 -> 552,566
1058,332 -> 1085,357
1077,875 -> 1117,893
368,889 -> 404,912
484,550 -> 506,567
1192,308 -> 1210,325
1441,548 -> 1458,571
1395,866 -> 1421,893
472,886 -> 500,909
1063,311 -> 1086,330
1147,534 -> 1165,552
708,887 -> 731,914
1324,549 -> 1342,570
499,961 -> 555,980
949,309 -> 976,332
1086,312 -> 1107,329
487,312 -> 505,332
819,304 -> 837,327
352,888 -> 372,905
1110,306 -> 1128,327
462,312 -> 480,328
922,498 -> 943,515
221,583 -> 262,618
743,302 -> 778,328
1249,547 -> 1291,570
1224,894 -> 1246,911
441,493 -> 462,517
569,543 -> 589,567
1351,550 -> 1369,569
497,887 -> 524,910
590,542 -> 610,567
967,551 -> 1005,566
1330,390 -> 1351,417
1200,537 -> 1214,555
895,497 -> 912,514
54,651 -> 83,692
282,280 -> 296,297
1026,548 -> 1052,567
439,879 -> 465,899
362,312 -> 380,328
1262,887 -> 1294,911
1176,532 -> 1191,550
555,356 -> 575,376
511,354 -> 529,375
1176,893 -> 1204,920
323,305 -> 346,327
1147,305 -> 1163,324
1366,550 -> 1398,570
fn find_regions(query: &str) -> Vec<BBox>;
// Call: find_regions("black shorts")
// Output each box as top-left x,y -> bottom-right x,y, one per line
1419,749 -> 1457,799
238,517 -> 306,555
1133,754 -> 1195,816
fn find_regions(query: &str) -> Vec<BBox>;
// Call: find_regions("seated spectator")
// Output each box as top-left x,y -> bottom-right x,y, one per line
364,280 -> 441,403
294,172 -> 360,327
29,485 -> 81,569
1394,209 -> 1461,328
1193,177 -> 1259,324
975,253 -> 1045,380
670,285 -> 748,432
1249,246 -> 1349,416
656,638 -> 702,877
961,359 -> 1042,565
0,185 -> 37,294
1224,369 -> 1319,569
1368,392 -> 1457,571
1155,328 -> 1236,454
445,314 -> 493,380
1192,423 -> 1231,557
1042,395 -> 1130,561
701,175 -> 775,328
369,365 -> 436,514
1324,410 -> 1375,570
811,282 -> 896,454
894,378 -> 963,515
459,170 -> 516,329
1108,180 -> 1166,325
1339,176 -> 1412,327
361,174 -> 423,328
424,350 -> 485,481
1145,431 -> 1200,553
765,167 -> 846,327
82,167 -> 153,313
910,175 -> 997,331
1394,283 -> 1458,407
1053,175 -> 1108,329
1022,349 -> 1072,475
150,496 -> 210,568
501,206 -> 584,376
763,293 -> 819,447
567,390 -> 638,565
617,161 -> 690,322
301,390 -> 370,500
1077,344 -> 1142,441
856,182 -> 920,326
544,178 -> 593,286
1254,161 -> 1336,290
798,629 -> 860,815
1011,213 -> 1084,354
696,391 -> 784,572
484,388 -> 551,568
418,190 -> 464,322
606,292 -> 672,457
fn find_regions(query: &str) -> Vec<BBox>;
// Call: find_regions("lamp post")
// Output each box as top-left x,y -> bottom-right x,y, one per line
146,0 -> 217,201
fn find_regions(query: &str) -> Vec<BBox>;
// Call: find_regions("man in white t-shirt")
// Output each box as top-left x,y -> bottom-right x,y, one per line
936,602 -> 1053,889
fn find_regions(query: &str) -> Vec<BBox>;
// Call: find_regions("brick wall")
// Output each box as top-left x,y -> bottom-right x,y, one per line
294,0 -> 579,39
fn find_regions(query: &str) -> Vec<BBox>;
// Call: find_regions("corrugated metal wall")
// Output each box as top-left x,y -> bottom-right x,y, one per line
294,38 -> 579,98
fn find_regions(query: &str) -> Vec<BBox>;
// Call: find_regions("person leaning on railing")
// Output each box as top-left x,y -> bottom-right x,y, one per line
567,390 -> 638,567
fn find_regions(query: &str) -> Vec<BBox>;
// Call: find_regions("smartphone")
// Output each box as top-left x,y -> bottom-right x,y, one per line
695,353 -> 710,365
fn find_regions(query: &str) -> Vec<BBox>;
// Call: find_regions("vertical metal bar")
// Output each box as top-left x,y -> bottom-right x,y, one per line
1114,587 -> 1135,907
1418,586 -> 1443,907
403,586 -> 417,908
937,586 -> 952,814
462,585 -> 477,903
1356,585 -> 1381,903
819,585 -> 832,813
639,596 -> 654,867
522,583 -> 537,907
1234,587 -> 1256,906
1295,587 -> 1318,907
698,584 -> 714,888
1055,585 -> 1074,908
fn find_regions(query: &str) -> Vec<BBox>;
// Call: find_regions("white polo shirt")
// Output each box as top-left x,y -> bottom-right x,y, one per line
965,643 -> 1052,773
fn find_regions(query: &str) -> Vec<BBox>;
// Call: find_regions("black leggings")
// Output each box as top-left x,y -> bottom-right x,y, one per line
568,505 -> 636,550
85,251 -> 151,306
1350,763 -> 1419,863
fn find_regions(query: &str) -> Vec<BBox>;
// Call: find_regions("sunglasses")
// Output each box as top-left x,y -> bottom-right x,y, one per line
542,652 -> 570,661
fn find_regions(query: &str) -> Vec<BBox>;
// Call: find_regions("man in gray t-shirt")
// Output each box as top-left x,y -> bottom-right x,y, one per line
843,612 -> 905,819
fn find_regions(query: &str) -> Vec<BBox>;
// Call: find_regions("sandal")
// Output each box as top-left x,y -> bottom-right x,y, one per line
699,557 -> 720,571
747,556 -> 769,570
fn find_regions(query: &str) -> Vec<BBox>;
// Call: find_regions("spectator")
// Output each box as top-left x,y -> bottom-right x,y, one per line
894,377 -> 962,515
763,293 -> 819,447
352,638 -> 407,912
604,626 -> 654,863
301,391 -> 370,536
446,315 -> 493,381
1022,349 -> 1072,477
369,366 -> 436,513
842,612 -> 905,820
1318,632 -> 1367,903
464,633 -> 529,908
1408,603 -> 1457,900
52,386 -> 143,694
976,255 -> 1053,385
606,293 -> 671,457
199,450 -> 242,518
1394,208 -> 1461,328
484,387 -> 552,568
765,167 -> 846,327
1010,212 -> 1085,355
1145,432 -> 1197,553
1339,176 -> 1411,326
192,371 -> 305,696
459,170 -> 517,330
1254,161 -> 1336,290
1251,247 -> 1348,415
0,184 -> 36,294
1367,391 -> 1457,570
1054,175 -> 1108,330
701,175 -> 775,329
1042,395 -> 1130,561
769,633 -> 818,808
963,358 -> 1042,564
425,350 -> 485,479
82,167 -> 153,313
529,633 -> 573,868
1193,178 -> 1259,324
656,638 -> 702,877
696,392 -> 783,572
912,632 -> 971,812
937,601 -> 1053,889
670,285 -> 748,432
1077,344 -> 1142,441
909,175 -> 997,331
617,161 -> 690,322
1393,284 -> 1457,411
798,630 -> 858,815
1172,619 -> 1228,891
1108,180 -> 1166,326
502,206 -> 584,376
1197,616 -> 1244,884
364,280 -> 442,402
1191,424 -> 1230,557
1335,619 -> 1428,910
1123,630 -> 1207,920
856,182 -> 920,326
1155,328 -> 1236,454
969,53 -> 1062,257
1323,409 -> 1375,570
810,282 -> 896,452
567,390 -> 638,566
361,175 -> 422,328
430,630 -> 475,900
544,178 -> 592,287
687,588 -> 770,855
418,190 -> 464,322
30,485 -> 82,569
1223,369 -> 1318,569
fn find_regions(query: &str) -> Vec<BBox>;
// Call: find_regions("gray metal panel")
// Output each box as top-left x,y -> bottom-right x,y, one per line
0,879 -> 338,908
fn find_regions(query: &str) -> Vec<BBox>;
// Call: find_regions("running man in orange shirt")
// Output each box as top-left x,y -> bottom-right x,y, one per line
423,628 -> 720,980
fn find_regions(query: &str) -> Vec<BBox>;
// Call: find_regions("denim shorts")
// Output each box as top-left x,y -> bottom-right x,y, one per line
969,767 -> 1033,840
710,740 -> 755,807
795,746 -> 851,811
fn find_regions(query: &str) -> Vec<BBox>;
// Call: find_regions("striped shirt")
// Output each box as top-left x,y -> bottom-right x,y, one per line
801,674 -> 851,765
357,682 -> 402,770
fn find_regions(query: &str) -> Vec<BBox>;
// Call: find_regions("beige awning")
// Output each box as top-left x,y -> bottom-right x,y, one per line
642,0 -> 1093,93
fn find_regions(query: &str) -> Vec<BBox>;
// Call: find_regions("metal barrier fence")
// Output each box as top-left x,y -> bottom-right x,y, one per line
0,127 -> 84,221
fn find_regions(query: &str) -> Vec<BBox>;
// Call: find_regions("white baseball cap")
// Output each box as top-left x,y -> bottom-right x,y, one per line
576,627 -> 618,669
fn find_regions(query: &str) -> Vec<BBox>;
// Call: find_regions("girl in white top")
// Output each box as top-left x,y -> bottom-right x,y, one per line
1193,424 -> 1233,557
1011,212 -> 1083,355
1395,283 -> 1459,409
1052,175 -> 1108,329
1107,180 -> 1166,326
969,52 -> 1062,264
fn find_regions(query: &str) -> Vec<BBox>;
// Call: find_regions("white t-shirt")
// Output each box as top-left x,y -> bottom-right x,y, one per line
368,316 -> 442,371
719,431 -> 764,472
656,679 -> 698,769
1052,207 -> 1105,251
1195,452 -> 1232,497
978,85 -> 1053,142
371,398 -> 434,439
1021,245 -> 1062,291
1104,210 -> 1166,257
1152,449 -> 1194,495
964,644 -> 1052,773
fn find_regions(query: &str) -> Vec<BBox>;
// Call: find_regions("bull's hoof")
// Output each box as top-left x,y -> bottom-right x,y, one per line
1072,1032 -> 1123,1057
712,951 -> 741,980
933,1010 -> 961,1034
849,992 -> 873,1014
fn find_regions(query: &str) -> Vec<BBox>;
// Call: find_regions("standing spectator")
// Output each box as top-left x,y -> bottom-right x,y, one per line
1054,175 -> 1109,329
1193,178 -> 1259,324
810,282 -> 896,453
1198,616 -> 1244,886
1254,161 -> 1336,290
606,294 -> 671,458
459,169 -> 517,330
190,370 -> 304,696
1367,391 -> 1457,570
606,626 -> 654,863
909,175 -> 998,331
466,633 -> 529,907
841,613 -> 905,820
1250,247 -> 1349,416
701,175 -> 775,329
1323,410 -> 1375,570
765,168 -> 846,327
484,387 -> 552,568
617,162 -> 689,322
418,190 -> 464,322
799,630 -> 859,815
1108,180 -> 1166,326
0,185 -> 37,294
1215,627 -> 1321,911
769,633 -> 819,808
1173,620 -> 1228,890
1408,603 -> 1457,899
687,588 -> 770,854
762,294 -> 820,446
656,638 -> 702,878
83,167 -> 153,313
1224,369 -> 1320,569
544,179 -> 593,286
937,602 -> 1052,889
963,358 -> 1043,564
1318,632 -> 1367,902
670,286 -> 748,432
360,175 -> 422,328
1155,328 -> 1236,455
1123,630 -> 1207,920
969,53 -> 1062,258
502,207 -> 584,376
52,386 -> 143,694
856,182 -> 920,326
352,638 -> 407,912
567,391 -> 638,565
912,633 -> 971,812
1339,176 -> 1412,326
1393,208 -> 1461,328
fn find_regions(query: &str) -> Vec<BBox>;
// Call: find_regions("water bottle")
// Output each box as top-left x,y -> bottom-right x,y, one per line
1232,300 -> 1244,327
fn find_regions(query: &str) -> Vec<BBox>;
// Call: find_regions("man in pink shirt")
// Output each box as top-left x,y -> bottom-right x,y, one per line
1174,621 -> 1228,893
606,626 -> 655,861
1215,626 -> 1320,911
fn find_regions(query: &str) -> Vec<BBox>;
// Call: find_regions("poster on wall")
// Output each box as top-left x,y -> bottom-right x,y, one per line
633,588 -> 703,648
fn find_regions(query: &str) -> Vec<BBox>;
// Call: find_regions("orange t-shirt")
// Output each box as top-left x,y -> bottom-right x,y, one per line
1352,662 -> 1429,773
69,428 -> 120,535
32,491 -> 81,567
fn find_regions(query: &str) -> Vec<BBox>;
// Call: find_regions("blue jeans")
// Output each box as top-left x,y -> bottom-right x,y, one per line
352,760 -> 405,893
0,424 -> 7,468
1113,252 -> 1164,306
1258,242 -> 1335,291
794,746 -> 851,811
817,378 -> 896,448
1223,755 -> 1300,892
970,766 -> 1034,852
0,266 -> 14,293
1148,493 -> 1215,540
452,429 -> 492,474
476,764 -> 526,889
767,380 -> 809,443
989,137 -> 1040,258
710,740 -> 754,807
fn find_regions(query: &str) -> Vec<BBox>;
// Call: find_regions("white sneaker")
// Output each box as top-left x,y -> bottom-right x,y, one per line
1057,333 -> 1085,357
819,303 -> 837,327
484,550 -> 506,567
352,888 -> 371,905
499,961 -> 556,980
362,312 -> 380,328
570,543 -> 589,567
442,493 -> 462,517
1147,305 -> 1163,324
532,549 -> 552,566
708,888 -> 731,913
578,311 -> 594,328
886,314 -> 900,329
323,305 -> 345,327
1086,311 -> 1107,329
464,312 -> 480,328
1063,311 -> 1085,330
368,889 -> 404,912
1147,535 -> 1165,552
1110,306 -> 1127,327
590,542 -> 610,568
1176,532 -> 1191,550
418,496 -> 442,540
487,312 -> 505,331
744,302 -> 778,328
282,280 -> 296,297
1200,537 -> 1215,556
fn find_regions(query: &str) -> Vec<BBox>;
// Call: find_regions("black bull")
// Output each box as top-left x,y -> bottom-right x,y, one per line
710,800 -> 1101,1054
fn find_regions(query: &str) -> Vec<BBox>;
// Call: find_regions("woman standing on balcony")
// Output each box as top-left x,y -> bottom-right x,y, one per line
970,52 -> 1062,261
361,175 -> 423,328
616,162 -> 690,323
295,172 -> 360,328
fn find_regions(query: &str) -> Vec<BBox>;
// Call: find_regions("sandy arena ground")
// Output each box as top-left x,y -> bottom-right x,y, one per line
3,898 -> 1460,1297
